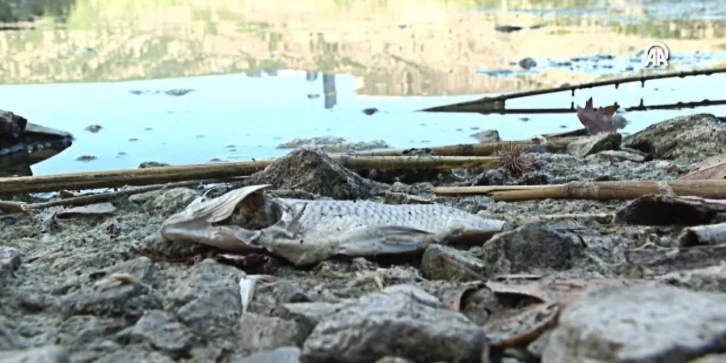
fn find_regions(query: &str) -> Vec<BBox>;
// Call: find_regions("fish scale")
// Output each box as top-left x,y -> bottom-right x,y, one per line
281,198 -> 501,238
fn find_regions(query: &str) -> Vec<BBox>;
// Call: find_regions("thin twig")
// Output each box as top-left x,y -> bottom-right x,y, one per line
0,177 -> 247,212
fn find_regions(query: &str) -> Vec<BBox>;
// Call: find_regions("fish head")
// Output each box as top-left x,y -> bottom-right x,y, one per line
160,184 -> 279,251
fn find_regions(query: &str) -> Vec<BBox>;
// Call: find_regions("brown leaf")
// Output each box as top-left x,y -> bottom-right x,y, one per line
576,97 -> 619,135
447,282 -> 487,312
449,277 -> 646,353
680,153 -> 726,180
487,301 -> 561,349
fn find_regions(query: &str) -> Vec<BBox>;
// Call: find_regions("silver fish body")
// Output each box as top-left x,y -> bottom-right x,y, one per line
161,185 -> 505,266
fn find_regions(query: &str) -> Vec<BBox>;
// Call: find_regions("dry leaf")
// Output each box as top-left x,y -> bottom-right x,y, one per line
576,97 -> 619,135
449,277 -> 646,352
680,153 -> 726,180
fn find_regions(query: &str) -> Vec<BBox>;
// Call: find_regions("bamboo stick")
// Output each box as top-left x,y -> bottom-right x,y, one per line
679,223 -> 726,247
434,180 -> 726,201
355,137 -> 577,157
337,155 -> 499,170
435,185 -> 545,196
0,155 -> 500,195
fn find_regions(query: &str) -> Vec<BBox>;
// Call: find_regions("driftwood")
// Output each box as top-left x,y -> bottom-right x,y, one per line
421,67 -> 726,113
434,180 -> 726,201
615,195 -> 726,226
679,223 -> 726,247
357,137 -> 577,157
625,245 -> 726,276
0,155 -> 499,195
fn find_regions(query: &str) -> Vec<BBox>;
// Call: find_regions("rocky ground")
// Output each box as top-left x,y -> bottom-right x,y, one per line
2,113 -> 726,363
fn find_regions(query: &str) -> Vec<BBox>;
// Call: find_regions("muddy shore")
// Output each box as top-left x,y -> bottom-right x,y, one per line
2,113 -> 726,363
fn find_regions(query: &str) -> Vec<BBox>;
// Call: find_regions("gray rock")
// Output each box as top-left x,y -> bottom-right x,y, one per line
237,313 -> 305,353
0,246 -> 20,283
140,232 -> 211,259
54,316 -> 120,352
469,130 -> 501,143
279,302 -> 343,336
266,281 -> 312,305
301,285 -> 487,363
567,132 -> 621,158
170,259 -> 244,339
590,149 -> 648,163
138,161 -> 171,168
659,264 -> 726,293
0,319 -> 23,350
247,281 -> 313,316
85,124 -> 102,133
518,57 -> 537,70
165,89 -> 193,97
144,188 -> 198,215
125,310 -> 194,356
229,347 -> 301,363
0,345 -> 70,363
475,222 -> 587,275
692,353 -> 726,363
420,244 -> 487,281
543,284 -> 726,362
245,148 -> 387,200
0,109 -> 27,138
95,349 -> 175,363
276,136 -> 389,153
59,257 -> 160,318
609,114 -> 629,129
623,113 -> 726,162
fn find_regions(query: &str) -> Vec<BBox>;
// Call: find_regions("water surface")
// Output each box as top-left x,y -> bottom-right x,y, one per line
0,0 -> 724,175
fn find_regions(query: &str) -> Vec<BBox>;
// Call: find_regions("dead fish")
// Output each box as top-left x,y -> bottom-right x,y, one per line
160,185 -> 506,266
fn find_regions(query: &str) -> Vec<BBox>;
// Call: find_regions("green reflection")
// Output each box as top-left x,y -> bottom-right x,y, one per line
0,0 -> 76,22
0,0 -> 722,94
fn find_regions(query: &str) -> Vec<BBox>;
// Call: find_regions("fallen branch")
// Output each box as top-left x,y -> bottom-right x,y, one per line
0,155 -> 500,195
356,137 -> 577,157
421,99 -> 726,115
434,180 -> 726,201
421,67 -> 726,113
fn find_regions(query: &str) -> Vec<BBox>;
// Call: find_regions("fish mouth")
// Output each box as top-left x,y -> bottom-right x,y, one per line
0,122 -> 74,176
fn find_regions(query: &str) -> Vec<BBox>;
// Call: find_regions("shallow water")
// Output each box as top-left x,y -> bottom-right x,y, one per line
0,0 -> 724,175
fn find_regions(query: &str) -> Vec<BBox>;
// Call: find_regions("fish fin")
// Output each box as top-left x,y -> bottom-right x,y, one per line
335,225 -> 435,256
